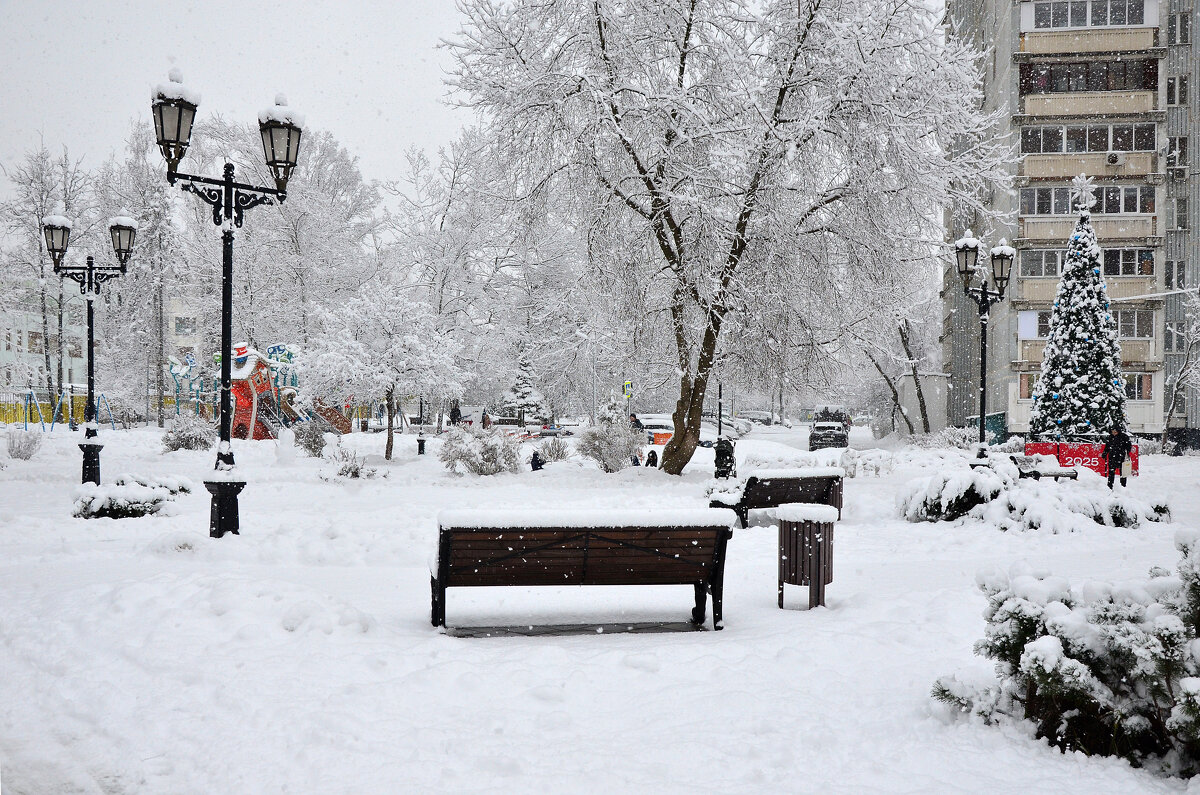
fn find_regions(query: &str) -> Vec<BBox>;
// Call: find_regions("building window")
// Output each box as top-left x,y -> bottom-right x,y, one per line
1021,123 -> 1156,154
68,304 -> 84,325
174,316 -> 197,336
1124,372 -> 1153,400
26,331 -> 43,354
1166,261 -> 1187,288
4,330 -> 10,352
1019,60 -> 1156,95
1033,0 -> 1146,28
1022,185 -> 1152,215
1166,320 -> 1186,352
1168,76 -> 1190,106
1103,248 -> 1155,276
1021,249 -> 1064,276
1168,198 -> 1190,230
66,339 -> 82,359
1115,309 -> 1154,337
1019,373 -> 1038,399
1169,12 -> 1193,44
1037,311 -> 1053,338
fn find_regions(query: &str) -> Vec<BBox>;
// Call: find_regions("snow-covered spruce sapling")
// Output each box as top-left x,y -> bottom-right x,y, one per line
503,352 -> 550,424
1029,175 -> 1127,439
932,537 -> 1200,775
293,421 -> 328,458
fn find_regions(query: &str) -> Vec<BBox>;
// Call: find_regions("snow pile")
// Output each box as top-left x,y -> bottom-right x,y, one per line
933,543 -> 1200,777
439,426 -> 521,475
108,212 -> 138,231
740,446 -> 848,472
258,93 -> 305,128
776,503 -> 840,524
112,473 -> 193,494
73,481 -> 177,519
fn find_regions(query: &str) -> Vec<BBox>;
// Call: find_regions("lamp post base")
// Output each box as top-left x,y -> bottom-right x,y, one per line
79,442 -> 103,485
204,479 -> 246,538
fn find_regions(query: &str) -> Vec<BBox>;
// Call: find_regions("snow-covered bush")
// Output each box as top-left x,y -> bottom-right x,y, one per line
112,473 -> 193,495
899,465 -> 1011,522
539,436 -> 570,462
73,482 -> 176,519
6,429 -> 42,460
932,535 -> 1200,776
439,427 -> 521,475
900,463 -> 1169,529
161,415 -> 216,452
576,423 -> 643,473
1138,435 -> 1163,456
321,447 -> 379,480
293,421 -> 327,458
907,426 -> 995,450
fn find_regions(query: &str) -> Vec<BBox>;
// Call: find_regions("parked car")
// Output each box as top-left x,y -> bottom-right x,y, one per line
739,410 -> 774,426
809,420 -> 849,450
539,424 -> 573,437
638,414 -> 720,447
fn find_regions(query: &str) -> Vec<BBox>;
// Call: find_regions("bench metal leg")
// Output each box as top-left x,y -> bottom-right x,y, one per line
737,506 -> 748,528
691,582 -> 707,625
778,579 -> 784,609
430,576 -> 446,627
712,580 -> 724,630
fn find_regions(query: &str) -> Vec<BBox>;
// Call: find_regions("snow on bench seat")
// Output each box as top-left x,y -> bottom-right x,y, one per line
437,508 -> 737,529
745,467 -> 846,480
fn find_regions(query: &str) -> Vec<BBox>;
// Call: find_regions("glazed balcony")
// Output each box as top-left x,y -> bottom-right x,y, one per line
1019,28 -> 1159,56
1022,91 -> 1157,117
1020,152 -> 1157,179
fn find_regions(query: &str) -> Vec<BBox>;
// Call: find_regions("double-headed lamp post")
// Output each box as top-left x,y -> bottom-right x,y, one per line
954,231 -> 1015,457
150,69 -> 303,538
42,213 -> 137,484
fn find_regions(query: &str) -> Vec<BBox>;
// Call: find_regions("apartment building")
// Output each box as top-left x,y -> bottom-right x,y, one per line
944,0 -> 1199,439
0,287 -> 87,392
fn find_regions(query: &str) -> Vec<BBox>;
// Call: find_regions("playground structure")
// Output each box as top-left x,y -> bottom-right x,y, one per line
0,388 -> 117,431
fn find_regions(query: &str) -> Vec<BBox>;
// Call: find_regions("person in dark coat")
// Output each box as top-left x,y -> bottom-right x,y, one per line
1105,427 -> 1133,489
530,451 -> 544,471
629,414 -> 646,465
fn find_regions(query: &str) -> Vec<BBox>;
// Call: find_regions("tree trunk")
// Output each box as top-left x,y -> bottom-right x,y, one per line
40,281 -> 53,396
661,308 -> 723,475
156,273 -> 165,428
866,350 -> 914,435
898,321 -> 931,434
56,284 -> 64,395
385,388 -> 395,460
1163,338 -> 1197,448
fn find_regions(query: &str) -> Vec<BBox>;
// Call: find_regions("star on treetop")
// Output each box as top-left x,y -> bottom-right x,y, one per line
1071,173 -> 1096,212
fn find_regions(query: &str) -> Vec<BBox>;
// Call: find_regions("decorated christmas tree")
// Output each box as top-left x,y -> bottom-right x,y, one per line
1029,174 -> 1127,439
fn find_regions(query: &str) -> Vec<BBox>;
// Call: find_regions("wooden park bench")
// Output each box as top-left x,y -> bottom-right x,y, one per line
709,467 -> 844,528
431,508 -> 737,631
1008,454 -> 1078,481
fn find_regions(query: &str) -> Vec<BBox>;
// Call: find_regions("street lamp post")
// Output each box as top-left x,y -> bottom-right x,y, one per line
42,213 -> 137,484
150,70 -> 303,538
954,231 -> 1015,457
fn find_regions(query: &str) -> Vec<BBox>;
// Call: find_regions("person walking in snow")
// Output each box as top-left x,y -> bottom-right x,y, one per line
1104,426 -> 1132,489
629,413 -> 645,465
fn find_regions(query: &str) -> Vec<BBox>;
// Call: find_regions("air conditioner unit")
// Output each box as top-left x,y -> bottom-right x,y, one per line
1106,151 -> 1127,166
1170,166 -> 1188,180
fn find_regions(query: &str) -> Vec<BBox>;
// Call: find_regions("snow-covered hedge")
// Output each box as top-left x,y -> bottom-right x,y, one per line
900,463 -> 1169,529
576,423 -> 642,473
113,473 -> 193,495
162,415 -> 216,452
899,465 -> 1012,522
6,429 -> 42,460
439,427 -> 521,475
73,482 -> 175,519
320,447 -> 380,480
907,426 -> 997,450
933,535 -> 1200,777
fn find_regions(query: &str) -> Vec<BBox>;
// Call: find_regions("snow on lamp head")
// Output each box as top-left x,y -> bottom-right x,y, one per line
990,238 -> 1015,296
954,230 -> 981,288
258,93 -> 304,195
41,212 -> 72,270
108,212 -> 138,270
152,69 -> 200,176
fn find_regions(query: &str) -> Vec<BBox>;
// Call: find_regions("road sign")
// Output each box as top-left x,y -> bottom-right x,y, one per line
623,380 -> 633,399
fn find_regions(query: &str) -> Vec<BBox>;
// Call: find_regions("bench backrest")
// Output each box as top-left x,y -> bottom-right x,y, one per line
743,475 -> 841,512
437,524 -> 730,588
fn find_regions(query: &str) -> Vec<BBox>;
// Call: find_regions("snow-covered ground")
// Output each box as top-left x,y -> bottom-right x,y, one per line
1,423 -> 1196,793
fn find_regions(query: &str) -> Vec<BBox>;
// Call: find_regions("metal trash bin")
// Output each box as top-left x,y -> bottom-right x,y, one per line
777,503 -> 838,609
417,437 -> 426,455
361,419 -> 369,432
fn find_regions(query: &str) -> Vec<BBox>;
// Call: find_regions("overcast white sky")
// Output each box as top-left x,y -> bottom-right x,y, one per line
0,0 -> 469,198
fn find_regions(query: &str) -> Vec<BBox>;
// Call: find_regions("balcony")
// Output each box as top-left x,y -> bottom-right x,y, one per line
1017,338 -> 1159,364
1022,91 -> 1157,117
1018,215 -> 1157,241
1019,28 -> 1159,56
1108,277 -> 1159,300
1021,152 -> 1157,180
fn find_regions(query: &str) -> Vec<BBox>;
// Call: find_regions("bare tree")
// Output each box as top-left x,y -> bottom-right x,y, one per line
451,0 -> 1008,473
